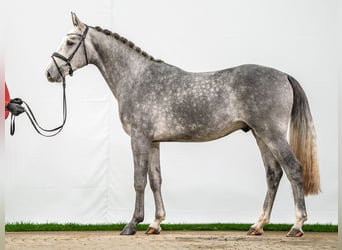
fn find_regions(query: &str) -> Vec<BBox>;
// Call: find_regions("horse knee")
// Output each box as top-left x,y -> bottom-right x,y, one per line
150,183 -> 160,192
149,168 -> 162,192
149,177 -> 162,192
134,180 -> 147,192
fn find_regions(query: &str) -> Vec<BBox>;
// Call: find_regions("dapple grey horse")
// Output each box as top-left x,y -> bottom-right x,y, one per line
45,13 -> 320,237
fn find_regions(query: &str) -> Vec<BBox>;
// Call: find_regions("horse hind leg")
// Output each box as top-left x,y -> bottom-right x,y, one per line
254,131 -> 308,237
248,133 -> 283,236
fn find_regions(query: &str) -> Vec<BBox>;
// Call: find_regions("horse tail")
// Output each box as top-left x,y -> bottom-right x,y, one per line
287,75 -> 320,196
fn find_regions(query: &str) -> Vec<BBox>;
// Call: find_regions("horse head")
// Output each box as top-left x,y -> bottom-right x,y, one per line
46,13 -> 90,83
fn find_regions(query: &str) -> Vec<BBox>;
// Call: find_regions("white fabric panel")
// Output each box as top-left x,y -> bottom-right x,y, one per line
5,0 -> 114,224
5,0 -> 338,225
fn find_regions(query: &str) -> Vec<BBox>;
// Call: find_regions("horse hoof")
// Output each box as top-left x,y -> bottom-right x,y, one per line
120,225 -> 137,235
286,228 -> 304,237
247,227 -> 263,236
145,226 -> 161,235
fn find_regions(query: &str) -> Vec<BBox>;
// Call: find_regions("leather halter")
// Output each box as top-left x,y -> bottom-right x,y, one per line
51,25 -> 89,80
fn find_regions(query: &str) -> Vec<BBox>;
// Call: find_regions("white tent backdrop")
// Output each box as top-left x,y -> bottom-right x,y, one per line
5,0 -> 338,225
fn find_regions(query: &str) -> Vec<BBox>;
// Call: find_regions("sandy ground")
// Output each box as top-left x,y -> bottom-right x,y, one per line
6,231 -> 338,250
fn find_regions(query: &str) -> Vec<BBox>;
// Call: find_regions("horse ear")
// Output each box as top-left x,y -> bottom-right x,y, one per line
71,12 -> 84,28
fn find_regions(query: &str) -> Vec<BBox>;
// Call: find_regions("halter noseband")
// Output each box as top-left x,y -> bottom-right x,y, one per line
51,25 -> 89,80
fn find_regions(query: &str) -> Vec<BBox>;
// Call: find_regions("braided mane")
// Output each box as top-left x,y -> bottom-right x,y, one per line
92,26 -> 163,63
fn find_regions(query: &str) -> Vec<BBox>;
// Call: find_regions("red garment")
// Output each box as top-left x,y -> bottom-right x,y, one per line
5,82 -> 10,119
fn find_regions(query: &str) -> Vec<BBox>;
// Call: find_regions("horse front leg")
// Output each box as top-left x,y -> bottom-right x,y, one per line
121,136 -> 151,235
146,142 -> 166,234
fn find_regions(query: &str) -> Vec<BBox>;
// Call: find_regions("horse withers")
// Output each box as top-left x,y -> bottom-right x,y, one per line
45,13 -> 320,237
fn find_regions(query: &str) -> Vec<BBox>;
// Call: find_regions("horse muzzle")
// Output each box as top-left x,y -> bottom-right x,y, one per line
46,70 -> 63,83
45,61 -> 65,83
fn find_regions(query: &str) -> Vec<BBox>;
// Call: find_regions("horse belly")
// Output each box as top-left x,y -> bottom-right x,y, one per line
152,110 -> 245,142
153,122 -> 246,142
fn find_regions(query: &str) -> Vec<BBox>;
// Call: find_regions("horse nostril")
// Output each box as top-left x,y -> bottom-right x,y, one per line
46,71 -> 52,80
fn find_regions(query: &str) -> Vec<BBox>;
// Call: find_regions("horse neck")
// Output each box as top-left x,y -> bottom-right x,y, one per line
88,29 -> 151,99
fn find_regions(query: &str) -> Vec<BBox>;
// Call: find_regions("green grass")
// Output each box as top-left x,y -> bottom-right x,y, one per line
5,223 -> 337,232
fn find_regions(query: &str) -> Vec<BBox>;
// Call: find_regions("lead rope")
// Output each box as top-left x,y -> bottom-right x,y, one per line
10,79 -> 67,137
9,25 -> 89,137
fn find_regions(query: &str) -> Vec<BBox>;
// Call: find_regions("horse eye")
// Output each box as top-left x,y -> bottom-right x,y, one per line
66,40 -> 75,46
